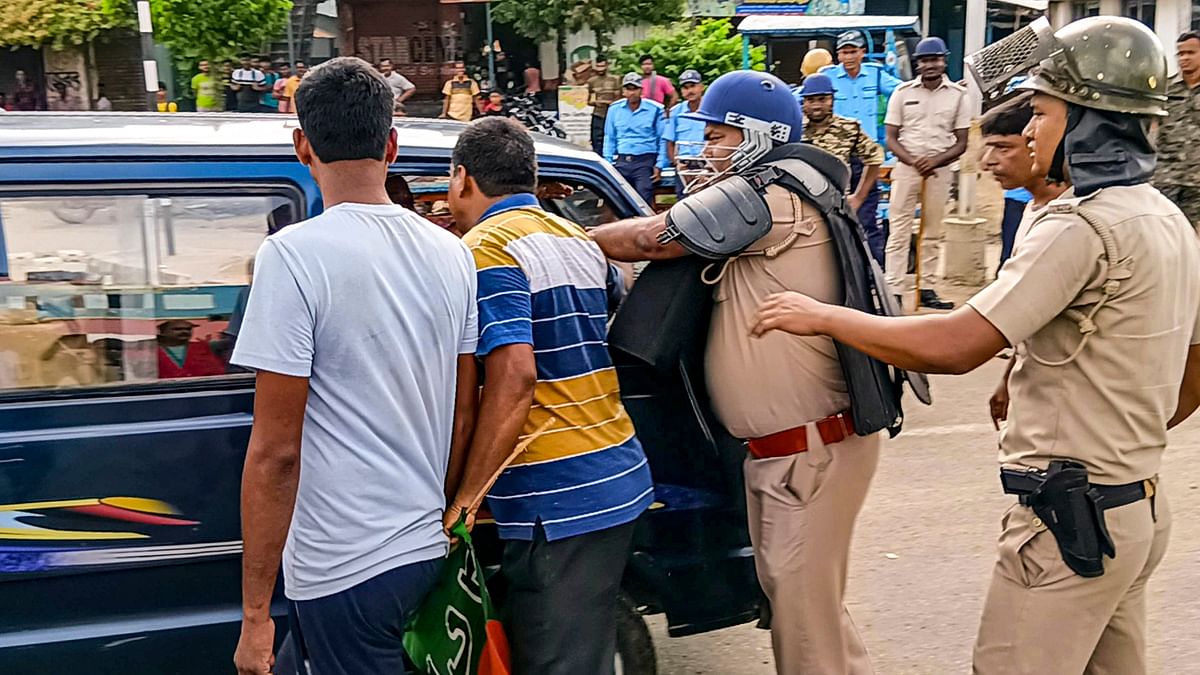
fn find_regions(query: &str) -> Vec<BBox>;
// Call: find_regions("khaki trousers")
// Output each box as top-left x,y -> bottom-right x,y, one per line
884,163 -> 952,296
744,430 -> 882,675
973,490 -> 1171,675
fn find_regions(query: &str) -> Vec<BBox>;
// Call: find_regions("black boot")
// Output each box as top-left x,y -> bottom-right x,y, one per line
920,289 -> 954,310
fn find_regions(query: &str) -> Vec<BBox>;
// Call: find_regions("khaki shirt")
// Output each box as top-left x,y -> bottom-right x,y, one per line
589,74 -> 622,119
884,76 -> 970,157
705,185 -> 849,439
967,184 -> 1200,484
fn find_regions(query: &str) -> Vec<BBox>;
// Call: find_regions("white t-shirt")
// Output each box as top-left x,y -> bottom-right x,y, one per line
383,72 -> 415,98
232,68 -> 266,87
231,202 -> 478,601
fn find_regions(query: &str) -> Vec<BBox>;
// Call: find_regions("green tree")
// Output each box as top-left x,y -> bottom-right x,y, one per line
491,0 -> 683,75
0,0 -> 132,50
141,0 -> 292,71
616,19 -> 764,83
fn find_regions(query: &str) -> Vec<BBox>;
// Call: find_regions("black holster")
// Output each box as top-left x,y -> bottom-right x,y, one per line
1003,460 -> 1116,578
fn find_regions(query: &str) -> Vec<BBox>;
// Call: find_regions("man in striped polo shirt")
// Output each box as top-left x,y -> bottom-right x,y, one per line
445,116 -> 654,674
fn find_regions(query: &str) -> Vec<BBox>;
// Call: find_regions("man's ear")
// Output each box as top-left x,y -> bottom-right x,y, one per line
293,128 -> 313,167
384,128 -> 399,165
451,164 -> 474,198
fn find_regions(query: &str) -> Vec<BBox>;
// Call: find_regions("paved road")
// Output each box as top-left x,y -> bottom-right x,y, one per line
649,358 -> 1200,674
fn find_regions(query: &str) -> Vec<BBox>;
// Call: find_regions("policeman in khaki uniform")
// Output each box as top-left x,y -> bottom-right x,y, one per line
884,37 -> 969,310
752,17 -> 1200,674
594,71 -> 893,675
798,74 -> 884,216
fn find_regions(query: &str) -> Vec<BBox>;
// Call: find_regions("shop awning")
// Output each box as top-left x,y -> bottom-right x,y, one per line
736,14 -> 920,37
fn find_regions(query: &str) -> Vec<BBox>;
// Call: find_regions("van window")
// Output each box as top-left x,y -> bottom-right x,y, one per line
387,173 -> 622,234
0,191 -> 297,393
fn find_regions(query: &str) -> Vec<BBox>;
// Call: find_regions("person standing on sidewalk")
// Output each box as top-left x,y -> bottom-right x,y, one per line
751,17 -> 1200,673
821,30 -> 903,265
799,74 -> 884,220
604,73 -> 666,205
639,55 -> 678,111
883,36 -> 968,310
380,58 -> 416,109
231,57 -> 480,675
192,60 -> 222,113
1154,31 -> 1200,226
442,62 -> 481,122
662,69 -> 707,199
587,55 -> 622,156
446,116 -> 654,675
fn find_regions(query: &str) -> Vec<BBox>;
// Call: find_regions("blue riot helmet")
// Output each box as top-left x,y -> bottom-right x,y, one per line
676,70 -> 803,193
799,74 -> 835,98
914,36 -> 950,58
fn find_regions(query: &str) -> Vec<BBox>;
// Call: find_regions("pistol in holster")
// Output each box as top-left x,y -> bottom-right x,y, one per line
1000,460 -> 1152,578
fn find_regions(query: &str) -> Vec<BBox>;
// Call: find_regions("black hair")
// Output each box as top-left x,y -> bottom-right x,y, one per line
596,54 -> 608,63
639,54 -> 653,64
451,117 -> 537,197
239,53 -> 251,59
1178,31 -> 1200,45
379,58 -> 393,65
295,57 -> 394,163
980,93 -> 1033,137
157,81 -> 167,89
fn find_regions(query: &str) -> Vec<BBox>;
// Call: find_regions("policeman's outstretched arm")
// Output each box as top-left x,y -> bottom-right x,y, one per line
591,212 -> 688,262
751,292 -> 1007,375
1168,344 -> 1200,429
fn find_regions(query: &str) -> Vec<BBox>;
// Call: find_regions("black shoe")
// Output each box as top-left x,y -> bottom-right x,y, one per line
920,290 -> 954,310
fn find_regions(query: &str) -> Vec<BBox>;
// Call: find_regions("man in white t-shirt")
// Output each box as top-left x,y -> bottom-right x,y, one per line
231,56 -> 479,675
379,58 -> 415,107
231,54 -> 267,113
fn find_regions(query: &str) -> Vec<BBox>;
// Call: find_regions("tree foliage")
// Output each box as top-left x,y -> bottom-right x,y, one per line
616,19 -> 764,83
0,0 -> 132,50
491,0 -> 683,71
141,0 -> 293,68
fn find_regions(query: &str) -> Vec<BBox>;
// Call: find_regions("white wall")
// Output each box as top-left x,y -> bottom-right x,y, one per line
538,24 -> 653,80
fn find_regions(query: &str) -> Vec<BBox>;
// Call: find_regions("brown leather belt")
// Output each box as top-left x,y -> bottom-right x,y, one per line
747,411 -> 856,460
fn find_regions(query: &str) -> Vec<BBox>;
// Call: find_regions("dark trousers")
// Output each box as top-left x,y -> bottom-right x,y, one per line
615,153 -> 658,206
282,557 -> 442,675
850,157 -> 884,266
591,115 -> 606,155
1000,197 -> 1025,268
503,521 -> 636,675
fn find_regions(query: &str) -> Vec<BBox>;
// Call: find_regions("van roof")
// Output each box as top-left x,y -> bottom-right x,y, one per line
0,112 -> 596,162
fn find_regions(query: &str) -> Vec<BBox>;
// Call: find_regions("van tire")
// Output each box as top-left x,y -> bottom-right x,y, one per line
615,592 -> 657,675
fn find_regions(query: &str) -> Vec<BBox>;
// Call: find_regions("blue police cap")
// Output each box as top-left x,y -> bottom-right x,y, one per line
799,74 -> 835,98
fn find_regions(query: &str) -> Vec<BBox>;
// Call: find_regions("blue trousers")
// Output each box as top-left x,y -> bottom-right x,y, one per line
615,153 -> 658,206
280,557 -> 442,675
850,157 -> 884,266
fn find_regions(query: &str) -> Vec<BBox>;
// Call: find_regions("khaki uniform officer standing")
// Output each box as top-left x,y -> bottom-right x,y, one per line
593,70 -> 881,675
883,36 -> 969,310
752,17 -> 1200,675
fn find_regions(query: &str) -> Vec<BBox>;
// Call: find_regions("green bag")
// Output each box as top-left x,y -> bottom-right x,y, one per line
403,519 -> 512,675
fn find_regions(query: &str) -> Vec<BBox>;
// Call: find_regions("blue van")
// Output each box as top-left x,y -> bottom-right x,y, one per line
0,114 -> 760,674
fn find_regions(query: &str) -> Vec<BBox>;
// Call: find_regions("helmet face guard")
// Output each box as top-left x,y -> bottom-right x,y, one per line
674,113 -> 789,194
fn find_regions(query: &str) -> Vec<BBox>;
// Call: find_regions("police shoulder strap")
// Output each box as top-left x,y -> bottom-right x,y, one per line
1024,196 -> 1132,367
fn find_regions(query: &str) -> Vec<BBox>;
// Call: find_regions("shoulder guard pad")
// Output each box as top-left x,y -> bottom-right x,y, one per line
658,175 -> 773,259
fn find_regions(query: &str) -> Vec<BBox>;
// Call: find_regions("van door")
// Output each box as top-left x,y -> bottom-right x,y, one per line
0,184 -> 303,674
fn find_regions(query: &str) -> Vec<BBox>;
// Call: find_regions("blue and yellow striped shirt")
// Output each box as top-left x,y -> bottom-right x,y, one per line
463,193 -> 654,541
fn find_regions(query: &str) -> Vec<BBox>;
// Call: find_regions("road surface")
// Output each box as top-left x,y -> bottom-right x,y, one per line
650,357 -> 1200,674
